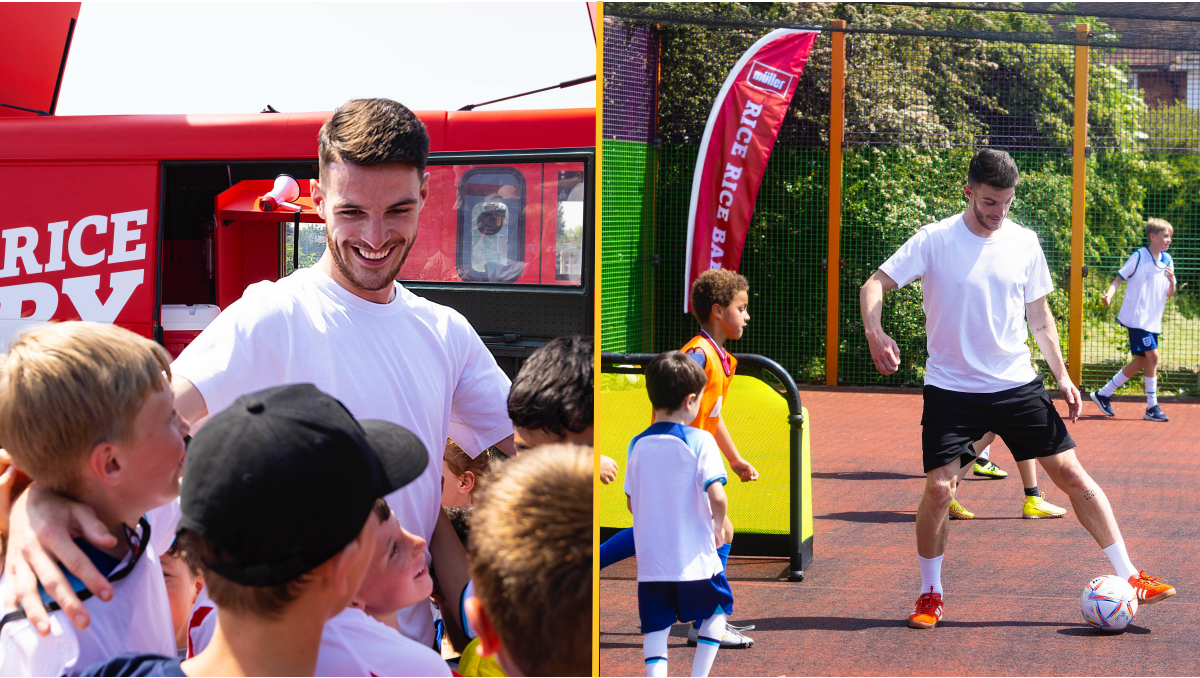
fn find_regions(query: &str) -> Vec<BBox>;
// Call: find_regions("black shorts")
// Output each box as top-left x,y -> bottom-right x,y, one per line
920,376 -> 1076,474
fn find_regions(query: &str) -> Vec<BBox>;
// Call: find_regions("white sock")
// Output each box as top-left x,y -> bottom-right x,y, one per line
643,628 -> 669,677
976,444 -> 990,462
1103,539 -> 1139,581
691,613 -> 726,677
1099,370 -> 1130,397
918,554 -> 943,596
1145,377 -> 1157,408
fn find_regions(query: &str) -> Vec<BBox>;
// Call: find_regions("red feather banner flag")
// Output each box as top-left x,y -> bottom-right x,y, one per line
684,29 -> 818,311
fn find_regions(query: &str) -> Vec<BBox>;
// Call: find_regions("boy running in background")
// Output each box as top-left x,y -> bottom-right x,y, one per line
0,322 -> 188,676
1091,218 -> 1176,422
624,352 -> 733,677
600,269 -> 756,648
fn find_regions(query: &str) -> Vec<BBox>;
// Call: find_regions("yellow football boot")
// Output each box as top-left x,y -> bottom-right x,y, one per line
1022,492 -> 1066,519
945,499 -> 974,520
973,459 -> 1008,479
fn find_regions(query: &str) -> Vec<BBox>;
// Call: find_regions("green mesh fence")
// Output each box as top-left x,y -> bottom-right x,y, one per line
600,139 -> 655,353
604,3 -> 1200,396
1080,48 -> 1200,397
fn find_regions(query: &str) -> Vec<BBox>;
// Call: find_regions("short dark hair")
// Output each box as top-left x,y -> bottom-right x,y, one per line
645,351 -> 707,412
318,99 -> 430,176
165,536 -> 202,579
508,336 -> 593,436
691,269 -> 749,324
967,148 -> 1020,189
179,529 -> 312,620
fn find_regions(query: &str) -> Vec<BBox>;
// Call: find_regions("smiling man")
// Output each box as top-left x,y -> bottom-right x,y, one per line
5,99 -> 512,653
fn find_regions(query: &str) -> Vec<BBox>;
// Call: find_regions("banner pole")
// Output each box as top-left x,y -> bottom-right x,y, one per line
825,20 -> 845,387
1069,23 -> 1089,386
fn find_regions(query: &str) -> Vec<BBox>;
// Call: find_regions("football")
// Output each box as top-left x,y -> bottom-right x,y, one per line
1081,575 -> 1138,631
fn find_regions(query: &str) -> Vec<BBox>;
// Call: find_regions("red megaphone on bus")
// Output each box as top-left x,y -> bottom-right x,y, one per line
260,174 -> 301,211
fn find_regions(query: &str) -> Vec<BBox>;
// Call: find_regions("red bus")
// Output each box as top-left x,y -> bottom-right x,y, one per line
0,108 -> 595,376
0,3 -> 594,376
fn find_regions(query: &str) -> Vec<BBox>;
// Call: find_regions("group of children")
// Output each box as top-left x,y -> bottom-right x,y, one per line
608,216 -> 1179,677
0,325 -> 593,677
601,269 -> 757,677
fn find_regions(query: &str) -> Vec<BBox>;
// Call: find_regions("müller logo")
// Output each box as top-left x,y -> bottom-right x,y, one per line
745,61 -> 793,97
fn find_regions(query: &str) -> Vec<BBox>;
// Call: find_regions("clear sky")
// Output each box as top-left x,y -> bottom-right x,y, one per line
56,2 -> 597,116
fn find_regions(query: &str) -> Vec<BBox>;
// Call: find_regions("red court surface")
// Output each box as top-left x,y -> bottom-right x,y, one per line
600,389 -> 1200,676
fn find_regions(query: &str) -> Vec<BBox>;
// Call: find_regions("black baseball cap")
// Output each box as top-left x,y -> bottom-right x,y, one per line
178,383 -> 428,586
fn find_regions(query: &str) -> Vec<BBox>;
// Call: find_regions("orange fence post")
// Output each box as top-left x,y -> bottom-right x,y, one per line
1069,23 -> 1089,385
825,20 -> 846,386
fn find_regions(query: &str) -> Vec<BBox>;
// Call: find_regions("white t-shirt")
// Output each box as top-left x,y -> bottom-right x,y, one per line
187,605 -> 450,677
0,503 -> 180,676
171,266 -> 514,647
1117,247 -> 1174,334
624,422 -> 727,582
317,607 -> 451,677
879,213 -> 1054,393
185,587 -> 216,660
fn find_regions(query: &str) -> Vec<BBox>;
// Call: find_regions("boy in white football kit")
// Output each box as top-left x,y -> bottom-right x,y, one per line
625,351 -> 732,678
1091,217 -> 1176,422
860,148 -> 1176,629
0,323 -> 188,676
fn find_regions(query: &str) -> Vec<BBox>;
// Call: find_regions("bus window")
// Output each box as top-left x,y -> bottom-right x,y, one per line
556,170 -> 585,283
457,167 -> 526,282
282,221 -> 327,277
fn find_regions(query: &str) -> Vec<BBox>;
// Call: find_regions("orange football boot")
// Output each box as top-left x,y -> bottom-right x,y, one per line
1128,570 -> 1176,604
908,588 -> 944,629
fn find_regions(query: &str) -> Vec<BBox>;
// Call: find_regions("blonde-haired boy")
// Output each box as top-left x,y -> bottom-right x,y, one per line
464,444 -> 591,677
1093,218 -> 1177,421
0,321 -> 189,676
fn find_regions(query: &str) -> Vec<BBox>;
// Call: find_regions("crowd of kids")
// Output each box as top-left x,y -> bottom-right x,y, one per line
0,325 -> 593,677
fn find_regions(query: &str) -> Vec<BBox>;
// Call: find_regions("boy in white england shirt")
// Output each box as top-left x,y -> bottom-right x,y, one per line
622,352 -> 731,678
1091,218 -> 1176,422
0,322 -> 188,676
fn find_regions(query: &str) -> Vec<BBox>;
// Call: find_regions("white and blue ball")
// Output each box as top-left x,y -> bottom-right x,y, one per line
1081,575 -> 1138,631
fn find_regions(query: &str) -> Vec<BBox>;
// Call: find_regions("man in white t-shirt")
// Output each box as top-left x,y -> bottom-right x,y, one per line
4,99 -> 512,650
859,148 -> 1176,630
1091,217 -> 1176,422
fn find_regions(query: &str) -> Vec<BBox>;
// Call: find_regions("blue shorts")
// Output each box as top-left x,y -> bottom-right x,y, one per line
637,572 -> 734,633
1127,327 -> 1159,356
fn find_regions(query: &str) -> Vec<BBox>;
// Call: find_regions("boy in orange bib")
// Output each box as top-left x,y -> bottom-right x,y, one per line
679,270 -> 758,648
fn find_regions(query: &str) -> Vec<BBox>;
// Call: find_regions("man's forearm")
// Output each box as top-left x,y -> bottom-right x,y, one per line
1030,309 -> 1069,382
860,277 -> 885,336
